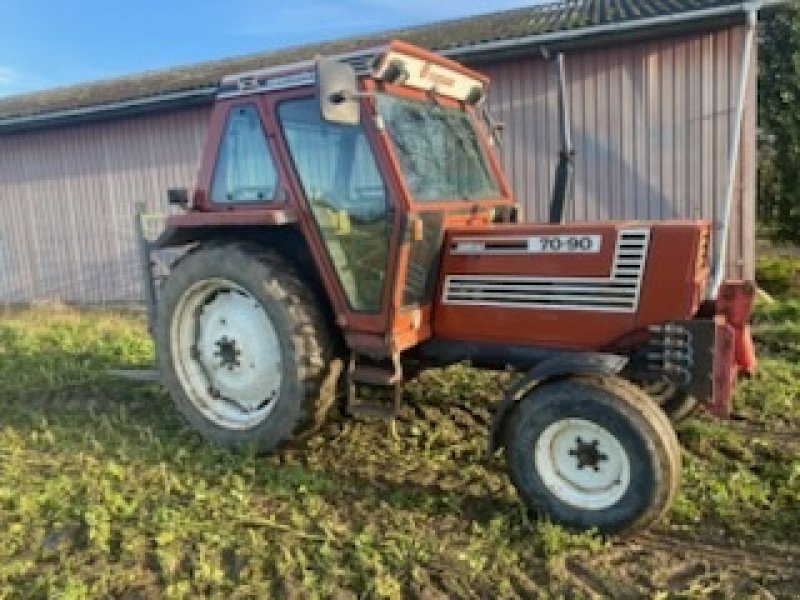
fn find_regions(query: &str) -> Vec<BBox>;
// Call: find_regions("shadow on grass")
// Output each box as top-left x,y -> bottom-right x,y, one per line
2,384 -> 520,529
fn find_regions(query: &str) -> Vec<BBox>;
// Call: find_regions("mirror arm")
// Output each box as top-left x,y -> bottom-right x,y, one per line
330,90 -> 374,104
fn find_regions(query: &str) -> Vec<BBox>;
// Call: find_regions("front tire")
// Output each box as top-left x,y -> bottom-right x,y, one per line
643,380 -> 700,424
503,375 -> 681,534
156,242 -> 335,453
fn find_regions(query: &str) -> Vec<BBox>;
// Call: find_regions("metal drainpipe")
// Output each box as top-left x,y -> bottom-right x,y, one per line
549,52 -> 575,225
708,5 -> 759,299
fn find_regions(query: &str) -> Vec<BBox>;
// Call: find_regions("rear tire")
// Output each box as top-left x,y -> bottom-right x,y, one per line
503,375 -> 681,534
156,242 -> 335,453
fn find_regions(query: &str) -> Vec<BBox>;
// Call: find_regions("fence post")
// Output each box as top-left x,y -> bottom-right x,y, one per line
135,203 -> 158,336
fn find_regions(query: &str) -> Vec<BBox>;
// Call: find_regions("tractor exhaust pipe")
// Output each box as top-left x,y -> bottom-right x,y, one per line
549,52 -> 574,225
708,7 -> 757,299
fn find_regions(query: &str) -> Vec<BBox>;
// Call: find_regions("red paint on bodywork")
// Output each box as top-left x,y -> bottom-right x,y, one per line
710,315 -> 737,417
718,280 -> 757,374
735,324 -> 757,375
634,222 -> 710,327
161,39 -> 758,413
166,208 -> 296,228
707,281 -> 756,417
433,221 -> 711,350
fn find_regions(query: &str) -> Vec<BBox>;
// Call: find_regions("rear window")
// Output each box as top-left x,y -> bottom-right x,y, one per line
211,104 -> 278,203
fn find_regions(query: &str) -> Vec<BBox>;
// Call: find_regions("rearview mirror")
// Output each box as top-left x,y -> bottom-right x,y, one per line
316,57 -> 360,125
167,187 -> 189,207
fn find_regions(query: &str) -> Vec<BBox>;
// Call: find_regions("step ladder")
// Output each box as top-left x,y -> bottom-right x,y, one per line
346,352 -> 403,420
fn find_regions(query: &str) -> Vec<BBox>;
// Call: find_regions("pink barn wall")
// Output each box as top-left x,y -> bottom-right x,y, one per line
0,26 -> 755,303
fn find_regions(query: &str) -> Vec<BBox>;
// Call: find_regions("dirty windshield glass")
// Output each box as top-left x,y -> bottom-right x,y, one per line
376,94 -> 500,202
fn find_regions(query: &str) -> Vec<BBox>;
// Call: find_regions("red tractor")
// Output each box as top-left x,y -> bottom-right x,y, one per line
143,41 -> 756,533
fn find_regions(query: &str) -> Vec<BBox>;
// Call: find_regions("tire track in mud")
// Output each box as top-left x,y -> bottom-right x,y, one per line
725,421 -> 800,446
561,556 -> 642,599
565,532 -> 800,597
630,531 -> 800,576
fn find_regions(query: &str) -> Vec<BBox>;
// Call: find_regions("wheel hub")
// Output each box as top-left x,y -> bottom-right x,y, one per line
214,335 -> 241,370
197,291 -> 282,410
569,436 -> 608,471
535,418 -> 631,511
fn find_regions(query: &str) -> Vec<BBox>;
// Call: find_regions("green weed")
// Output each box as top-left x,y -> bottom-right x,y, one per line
0,305 -> 797,597
756,255 -> 797,296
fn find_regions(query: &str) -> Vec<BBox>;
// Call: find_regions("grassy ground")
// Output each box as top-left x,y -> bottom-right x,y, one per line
0,300 -> 798,599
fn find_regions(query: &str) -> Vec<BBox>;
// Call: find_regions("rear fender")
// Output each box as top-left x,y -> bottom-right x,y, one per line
155,223 -> 315,277
151,223 -> 342,350
487,352 -> 628,453
156,224 -> 290,249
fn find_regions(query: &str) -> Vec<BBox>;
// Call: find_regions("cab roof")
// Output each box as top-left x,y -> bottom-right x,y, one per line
217,40 -> 489,103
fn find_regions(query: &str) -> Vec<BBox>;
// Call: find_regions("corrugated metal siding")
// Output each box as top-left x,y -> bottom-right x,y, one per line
482,25 -> 756,279
0,107 -> 209,303
0,25 -> 755,304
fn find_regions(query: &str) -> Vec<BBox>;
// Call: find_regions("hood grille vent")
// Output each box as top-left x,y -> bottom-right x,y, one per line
443,229 -> 650,313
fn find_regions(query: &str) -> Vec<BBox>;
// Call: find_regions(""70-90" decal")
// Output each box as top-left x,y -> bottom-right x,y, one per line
528,235 -> 602,253
451,234 -> 604,255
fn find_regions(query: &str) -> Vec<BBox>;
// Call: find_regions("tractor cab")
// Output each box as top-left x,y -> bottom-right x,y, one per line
164,41 -> 515,356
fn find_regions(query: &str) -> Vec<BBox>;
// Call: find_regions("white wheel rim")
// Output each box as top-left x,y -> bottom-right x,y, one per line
170,278 -> 282,430
535,418 -> 631,511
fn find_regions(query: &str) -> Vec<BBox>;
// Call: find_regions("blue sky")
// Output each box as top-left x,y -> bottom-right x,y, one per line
0,0 -> 541,97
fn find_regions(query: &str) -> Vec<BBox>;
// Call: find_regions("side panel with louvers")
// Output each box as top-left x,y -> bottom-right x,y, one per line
443,229 -> 650,313
433,222 -> 709,349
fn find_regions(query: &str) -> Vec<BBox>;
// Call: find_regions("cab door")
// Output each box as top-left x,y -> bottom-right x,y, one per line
369,86 -> 513,352
270,91 -> 404,341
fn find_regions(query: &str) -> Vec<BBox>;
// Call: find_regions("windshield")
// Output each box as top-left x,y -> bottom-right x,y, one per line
376,93 -> 500,203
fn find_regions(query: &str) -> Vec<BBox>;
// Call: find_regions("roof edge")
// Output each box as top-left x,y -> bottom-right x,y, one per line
0,0 -> 784,134
445,0 -> 773,60
0,86 -> 217,134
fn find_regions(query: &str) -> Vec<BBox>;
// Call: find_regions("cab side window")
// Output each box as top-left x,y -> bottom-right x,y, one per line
211,104 -> 278,203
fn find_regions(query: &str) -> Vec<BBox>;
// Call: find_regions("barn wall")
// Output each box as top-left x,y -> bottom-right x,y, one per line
0,25 -> 756,304
482,24 -> 756,280
0,107 -> 209,303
